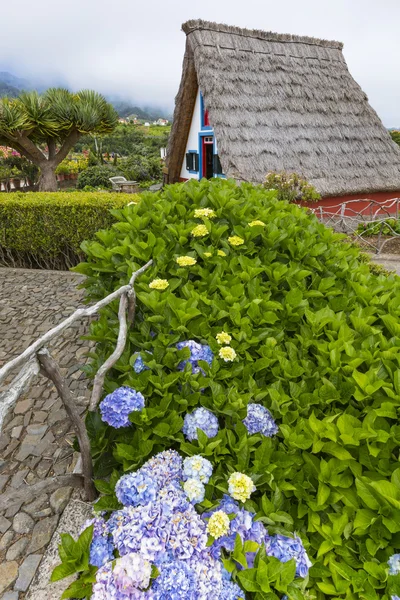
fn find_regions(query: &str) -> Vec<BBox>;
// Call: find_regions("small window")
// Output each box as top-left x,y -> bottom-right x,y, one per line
213,154 -> 223,175
204,109 -> 210,127
186,152 -> 199,172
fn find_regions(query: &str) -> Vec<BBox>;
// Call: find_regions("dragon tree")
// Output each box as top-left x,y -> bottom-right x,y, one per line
0,88 -> 118,191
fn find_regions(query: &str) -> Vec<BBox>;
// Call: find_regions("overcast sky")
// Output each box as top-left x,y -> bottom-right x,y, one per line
1,0 -> 399,125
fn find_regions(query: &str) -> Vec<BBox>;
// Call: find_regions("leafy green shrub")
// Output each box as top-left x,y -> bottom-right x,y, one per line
77,165 -> 120,190
120,154 -> 162,182
356,219 -> 400,237
0,191 -> 137,269
390,130 -> 400,147
75,178 -> 400,598
264,172 -> 320,202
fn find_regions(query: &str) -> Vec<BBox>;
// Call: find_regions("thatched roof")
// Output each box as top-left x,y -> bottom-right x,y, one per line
167,19 -> 400,197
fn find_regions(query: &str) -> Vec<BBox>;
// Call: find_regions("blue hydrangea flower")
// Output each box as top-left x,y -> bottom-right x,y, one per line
139,450 -> 183,489
176,340 -> 213,375
89,535 -> 115,567
264,534 -> 312,577
80,516 -> 114,568
392,596 -> 400,600
115,472 -> 158,507
243,404 -> 278,437
183,455 -> 213,483
182,407 -> 219,441
220,579 -> 244,600
153,561 -> 197,599
100,386 -> 145,428
133,352 -> 152,374
389,554 -> 400,575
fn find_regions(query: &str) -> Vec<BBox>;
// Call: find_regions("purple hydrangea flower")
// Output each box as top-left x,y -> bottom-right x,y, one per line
139,450 -> 183,489
182,407 -> 219,441
264,534 -> 312,577
152,561 -> 197,599
220,579 -> 244,600
115,472 -> 158,507
91,560 -> 153,600
91,563 -> 117,600
100,386 -> 145,428
203,496 -> 268,565
113,552 -> 152,592
177,340 -> 213,375
243,404 -> 278,437
389,554 -> 400,575
189,555 -> 223,599
111,485 -> 207,564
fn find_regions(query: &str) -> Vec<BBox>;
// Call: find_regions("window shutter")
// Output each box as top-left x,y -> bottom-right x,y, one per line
186,153 -> 199,172
213,154 -> 223,175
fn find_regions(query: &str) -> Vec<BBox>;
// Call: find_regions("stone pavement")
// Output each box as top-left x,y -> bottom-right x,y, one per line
369,253 -> 400,276
0,268 -> 93,599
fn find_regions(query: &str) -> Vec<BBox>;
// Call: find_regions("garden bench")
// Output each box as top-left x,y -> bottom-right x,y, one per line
109,176 -> 139,193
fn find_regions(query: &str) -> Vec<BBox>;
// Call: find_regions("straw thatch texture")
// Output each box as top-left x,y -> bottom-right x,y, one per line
167,19 -> 400,197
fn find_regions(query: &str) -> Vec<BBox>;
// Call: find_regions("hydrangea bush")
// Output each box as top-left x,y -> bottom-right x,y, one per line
55,178 -> 400,598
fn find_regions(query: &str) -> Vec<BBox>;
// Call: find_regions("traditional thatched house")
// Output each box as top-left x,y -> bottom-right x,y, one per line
166,19 -> 400,201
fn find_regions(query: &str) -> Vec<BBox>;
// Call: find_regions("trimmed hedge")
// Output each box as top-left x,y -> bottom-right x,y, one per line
0,191 -> 138,270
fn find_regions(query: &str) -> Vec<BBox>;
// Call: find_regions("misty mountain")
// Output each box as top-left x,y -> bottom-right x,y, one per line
0,72 -> 171,120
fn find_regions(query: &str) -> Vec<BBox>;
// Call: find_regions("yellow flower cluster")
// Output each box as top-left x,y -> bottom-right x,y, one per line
204,252 -> 212,257
176,256 -> 197,267
216,332 -> 232,345
206,510 -> 230,539
228,472 -> 256,503
217,250 -> 226,256
249,220 -> 266,227
149,279 -> 169,290
219,346 -> 237,362
191,224 -> 209,238
194,208 -> 216,219
228,236 -> 244,246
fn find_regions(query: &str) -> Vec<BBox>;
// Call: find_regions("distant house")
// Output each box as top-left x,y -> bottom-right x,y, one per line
166,20 -> 400,202
153,118 -> 169,126
144,122 -> 150,127
118,118 -> 128,124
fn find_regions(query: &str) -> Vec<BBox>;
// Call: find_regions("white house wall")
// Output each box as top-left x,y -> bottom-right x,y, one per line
180,90 -> 202,180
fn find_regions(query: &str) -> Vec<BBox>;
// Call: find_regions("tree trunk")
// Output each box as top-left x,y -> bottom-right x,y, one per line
38,163 -> 58,192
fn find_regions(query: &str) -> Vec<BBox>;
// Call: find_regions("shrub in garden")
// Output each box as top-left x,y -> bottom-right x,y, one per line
77,165 -> 121,190
264,172 -> 320,202
0,191 -> 137,269
57,178 -> 400,598
119,154 -> 162,183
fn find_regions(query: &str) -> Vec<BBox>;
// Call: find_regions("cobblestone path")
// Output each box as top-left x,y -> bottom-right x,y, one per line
0,268 -> 93,599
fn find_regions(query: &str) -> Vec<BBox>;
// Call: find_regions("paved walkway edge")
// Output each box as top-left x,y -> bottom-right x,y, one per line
25,490 -> 92,600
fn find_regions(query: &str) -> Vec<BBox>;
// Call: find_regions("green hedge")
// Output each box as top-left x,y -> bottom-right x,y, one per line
0,191 -> 138,270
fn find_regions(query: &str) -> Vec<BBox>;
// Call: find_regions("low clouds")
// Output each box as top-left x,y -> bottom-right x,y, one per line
1,0 -> 399,125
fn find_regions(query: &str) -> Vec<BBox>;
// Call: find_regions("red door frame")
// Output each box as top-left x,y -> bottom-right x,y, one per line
201,135 -> 214,179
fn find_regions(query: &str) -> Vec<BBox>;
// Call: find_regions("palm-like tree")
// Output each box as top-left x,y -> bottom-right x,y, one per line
0,88 -> 118,191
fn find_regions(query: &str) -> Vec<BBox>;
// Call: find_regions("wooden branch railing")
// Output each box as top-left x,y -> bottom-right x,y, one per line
0,260 -> 153,510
